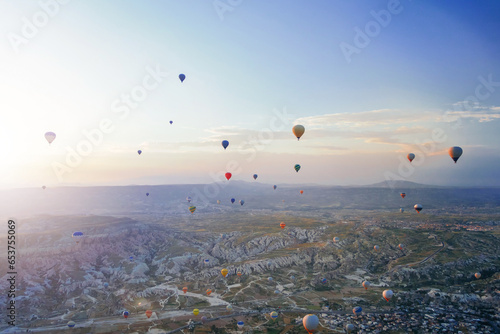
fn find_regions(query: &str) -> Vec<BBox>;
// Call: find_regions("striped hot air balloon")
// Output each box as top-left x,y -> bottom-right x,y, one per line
189,206 -> 196,214
294,164 -> 301,172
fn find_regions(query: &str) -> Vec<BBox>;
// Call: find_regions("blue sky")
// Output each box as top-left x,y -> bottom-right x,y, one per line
1,0 -> 499,188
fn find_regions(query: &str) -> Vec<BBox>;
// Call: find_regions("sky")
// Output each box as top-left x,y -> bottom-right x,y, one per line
0,0 -> 499,188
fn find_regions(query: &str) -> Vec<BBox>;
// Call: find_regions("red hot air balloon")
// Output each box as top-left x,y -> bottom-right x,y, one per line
400,193 -> 406,199
225,172 -> 232,180
280,222 -> 286,229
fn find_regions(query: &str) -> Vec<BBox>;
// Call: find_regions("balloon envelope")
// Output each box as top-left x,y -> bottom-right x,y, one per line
123,311 -> 129,318
294,164 -> 301,172
182,287 -> 188,293
346,324 -> 355,332
414,204 -> 422,213
146,192 -> 149,196
353,306 -> 362,314
145,310 -> 152,318
374,245 -> 379,251
67,321 -> 75,328
333,237 -> 340,243
448,146 -> 463,163
221,268 -> 228,277
169,120 -> 173,124
179,73 -> 186,82
362,281 -> 370,290
222,140 -> 229,150
239,200 -> 244,206
303,314 -> 319,333
280,222 -> 286,229
226,304 -> 233,311
270,311 -> 278,319
400,193 -> 406,199
186,196 -> 192,203
189,206 -> 196,214
273,185 -> 277,190
300,190 -> 304,194
225,172 -> 232,180
137,150 -> 142,155
383,289 -> 393,301
45,132 -> 56,144
231,198 -> 235,204
407,153 -> 415,162
475,272 -> 481,279
398,243 -> 404,250
292,124 -> 305,140
193,309 -> 199,316
253,174 -> 258,180
237,321 -> 244,328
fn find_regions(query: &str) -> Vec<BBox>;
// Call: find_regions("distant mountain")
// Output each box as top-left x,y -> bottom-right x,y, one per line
366,180 -> 440,189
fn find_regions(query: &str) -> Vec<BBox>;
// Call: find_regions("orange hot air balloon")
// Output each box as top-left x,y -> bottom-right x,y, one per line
225,172 -> 232,180
448,146 -> 463,163
206,289 -> 212,296
182,287 -> 188,294
237,271 -> 242,277
280,222 -> 286,229
362,281 -> 371,290
383,289 -> 393,302
475,272 -> 481,279
400,193 -> 406,199
292,125 -> 305,140
145,310 -> 153,318
221,268 -> 228,277
300,190 -> 304,195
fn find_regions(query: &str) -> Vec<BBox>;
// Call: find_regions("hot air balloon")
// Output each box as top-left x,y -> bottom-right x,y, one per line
300,190 -> 304,195
146,192 -> 149,196
302,314 -> 319,333
407,153 -> 415,162
294,164 -> 301,172
145,310 -> 153,318
362,281 -> 370,290
239,200 -> 244,206
333,237 -> 340,243
268,277 -> 273,282
206,289 -> 212,296
179,74 -> 186,82
67,321 -> 76,328
273,185 -> 277,190
374,245 -> 379,251
400,208 -> 404,213
448,146 -> 463,163
225,172 -> 232,180
169,120 -> 173,124
44,132 -> 56,144
186,196 -> 192,203
414,204 -> 422,213
253,174 -> 258,180
400,193 -> 406,199
72,231 -> 83,243
189,206 -> 196,214
129,256 -> 134,262
353,306 -> 362,315
270,311 -> 278,319
221,268 -> 228,277
226,304 -> 233,312
217,200 -> 221,204
137,150 -> 142,155
237,271 -> 242,277
193,309 -> 199,316
201,316 -> 207,323
42,186 -> 46,190
398,243 -> 404,250
346,324 -> 355,333
321,278 -> 327,284
292,125 -> 305,140
123,311 -> 129,318
383,289 -> 393,301
231,198 -> 235,204
237,321 -> 244,329
222,140 -> 229,150
182,287 -> 188,294
475,272 -> 481,279
103,282 -> 109,288
280,222 -> 286,229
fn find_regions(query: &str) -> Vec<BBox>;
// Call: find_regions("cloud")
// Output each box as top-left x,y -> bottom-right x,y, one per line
295,109 -> 437,128
441,104 -> 500,122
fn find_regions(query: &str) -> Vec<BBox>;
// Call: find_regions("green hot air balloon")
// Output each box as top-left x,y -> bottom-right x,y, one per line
189,206 -> 196,214
294,164 -> 301,172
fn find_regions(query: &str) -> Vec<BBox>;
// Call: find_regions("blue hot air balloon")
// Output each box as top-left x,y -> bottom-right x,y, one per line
253,174 -> 258,180
137,150 -> 142,155
103,282 -> 109,288
321,278 -> 327,284
231,198 -> 235,204
239,200 -> 245,206
237,321 -> 244,329
273,185 -> 277,190
179,74 -> 186,82
204,259 -> 209,264
222,140 -> 229,150
129,256 -> 134,262
353,306 -> 362,315
169,120 -> 173,124
146,193 -> 149,196
67,321 -> 75,328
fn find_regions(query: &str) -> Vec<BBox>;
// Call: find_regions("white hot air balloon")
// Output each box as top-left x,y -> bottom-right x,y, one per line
45,132 -> 56,144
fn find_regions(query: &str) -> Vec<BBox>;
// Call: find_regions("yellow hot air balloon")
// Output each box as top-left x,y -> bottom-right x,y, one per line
292,125 -> 305,140
189,206 -> 196,214
193,309 -> 199,316
448,146 -> 463,163
221,268 -> 228,277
